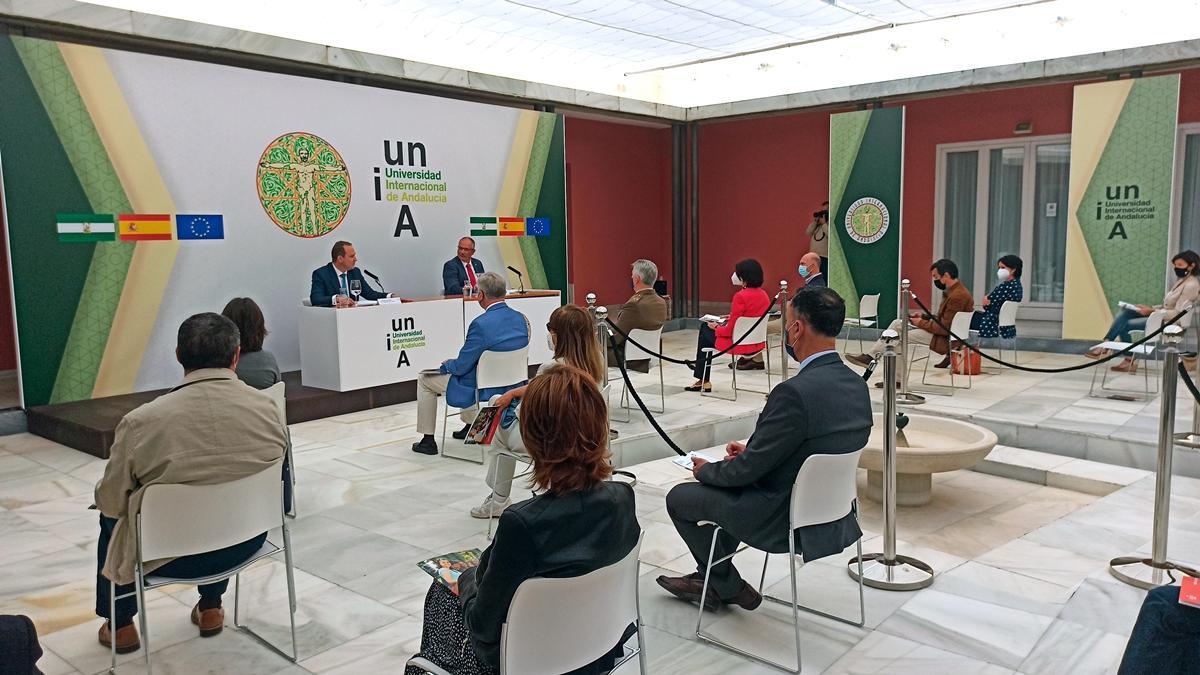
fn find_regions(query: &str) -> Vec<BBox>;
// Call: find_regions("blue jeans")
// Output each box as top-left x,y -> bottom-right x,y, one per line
1118,585 -> 1200,674
1106,308 -> 1148,342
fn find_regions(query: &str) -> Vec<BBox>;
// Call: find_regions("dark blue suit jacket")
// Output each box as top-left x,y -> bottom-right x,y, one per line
443,257 -> 485,296
309,263 -> 386,307
804,273 -> 827,288
442,301 -> 529,408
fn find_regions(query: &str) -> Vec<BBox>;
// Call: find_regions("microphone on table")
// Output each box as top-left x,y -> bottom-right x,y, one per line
506,265 -> 527,294
361,268 -> 385,293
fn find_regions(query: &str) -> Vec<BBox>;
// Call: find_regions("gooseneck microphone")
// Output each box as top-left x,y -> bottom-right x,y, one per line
506,266 -> 527,294
361,268 -> 385,293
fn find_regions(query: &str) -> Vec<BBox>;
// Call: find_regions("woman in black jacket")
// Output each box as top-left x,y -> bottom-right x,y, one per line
406,365 -> 640,675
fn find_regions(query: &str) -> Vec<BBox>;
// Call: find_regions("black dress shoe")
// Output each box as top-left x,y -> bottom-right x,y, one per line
451,423 -> 472,440
724,581 -> 763,611
411,437 -> 438,455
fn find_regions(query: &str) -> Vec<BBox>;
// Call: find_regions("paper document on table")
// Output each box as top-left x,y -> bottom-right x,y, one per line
356,299 -> 379,306
698,314 -> 727,325
377,297 -> 402,305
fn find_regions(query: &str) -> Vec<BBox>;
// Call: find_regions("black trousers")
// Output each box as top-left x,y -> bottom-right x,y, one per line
666,482 -> 747,598
693,324 -> 717,381
95,514 -> 267,625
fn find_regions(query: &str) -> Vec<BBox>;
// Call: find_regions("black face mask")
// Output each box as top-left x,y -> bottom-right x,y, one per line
1175,268 -> 1190,279
933,279 -> 947,291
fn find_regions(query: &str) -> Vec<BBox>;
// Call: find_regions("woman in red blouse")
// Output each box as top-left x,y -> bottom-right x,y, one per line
687,258 -> 772,392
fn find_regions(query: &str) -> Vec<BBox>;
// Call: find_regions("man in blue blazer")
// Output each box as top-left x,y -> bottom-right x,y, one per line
413,271 -> 529,455
309,241 -> 390,307
443,237 -> 486,296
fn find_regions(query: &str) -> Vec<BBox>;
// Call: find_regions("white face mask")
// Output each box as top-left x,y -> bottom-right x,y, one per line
996,268 -> 1011,282
731,272 -> 742,286
546,334 -> 555,352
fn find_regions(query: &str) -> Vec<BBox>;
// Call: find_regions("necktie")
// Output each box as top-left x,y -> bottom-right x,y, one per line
465,262 -> 478,289
340,273 -> 348,295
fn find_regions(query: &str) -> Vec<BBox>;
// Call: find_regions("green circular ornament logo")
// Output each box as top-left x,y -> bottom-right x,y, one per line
257,132 -> 350,238
845,197 -> 889,245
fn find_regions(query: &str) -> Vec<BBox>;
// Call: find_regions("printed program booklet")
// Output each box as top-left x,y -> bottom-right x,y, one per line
1181,576 -> 1200,608
463,404 -> 503,445
418,549 -> 483,595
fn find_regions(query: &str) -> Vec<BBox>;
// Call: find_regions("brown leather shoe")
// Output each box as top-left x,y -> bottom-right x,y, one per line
735,358 -> 765,371
846,354 -> 875,368
1111,358 -> 1138,373
98,621 -> 140,654
725,581 -> 763,611
656,573 -> 720,611
191,604 -> 225,637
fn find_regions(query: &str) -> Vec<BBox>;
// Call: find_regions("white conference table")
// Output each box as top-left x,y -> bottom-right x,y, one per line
298,291 -> 560,391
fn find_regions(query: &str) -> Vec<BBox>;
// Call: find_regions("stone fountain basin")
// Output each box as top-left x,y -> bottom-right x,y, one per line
859,413 -> 998,506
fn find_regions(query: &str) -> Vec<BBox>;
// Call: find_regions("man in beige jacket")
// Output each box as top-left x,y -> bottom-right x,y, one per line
608,259 -> 670,373
94,312 -> 287,654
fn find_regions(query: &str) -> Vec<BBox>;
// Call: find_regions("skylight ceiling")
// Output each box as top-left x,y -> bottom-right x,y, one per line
80,0 -> 1200,109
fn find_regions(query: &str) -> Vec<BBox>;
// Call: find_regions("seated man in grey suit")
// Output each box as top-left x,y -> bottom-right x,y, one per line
657,287 -> 872,610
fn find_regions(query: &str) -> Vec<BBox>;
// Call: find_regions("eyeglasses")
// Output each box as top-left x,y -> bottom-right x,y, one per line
458,246 -> 475,252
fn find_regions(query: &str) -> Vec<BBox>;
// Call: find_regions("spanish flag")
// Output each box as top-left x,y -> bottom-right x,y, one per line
118,214 -> 172,241
498,217 -> 525,236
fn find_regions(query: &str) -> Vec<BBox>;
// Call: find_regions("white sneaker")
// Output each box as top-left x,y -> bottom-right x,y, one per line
470,495 -> 511,519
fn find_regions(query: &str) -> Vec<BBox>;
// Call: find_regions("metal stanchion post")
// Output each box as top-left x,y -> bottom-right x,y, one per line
1174,308 -> 1200,448
896,279 -> 925,406
1110,324 -> 1199,588
848,329 -> 935,590
586,292 -> 597,315
595,305 -> 620,440
779,280 -> 790,382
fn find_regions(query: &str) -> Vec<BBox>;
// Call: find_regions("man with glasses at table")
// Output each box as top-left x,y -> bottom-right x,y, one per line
443,236 -> 486,296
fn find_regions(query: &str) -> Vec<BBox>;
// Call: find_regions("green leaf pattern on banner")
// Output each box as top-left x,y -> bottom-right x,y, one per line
827,111 -> 871,318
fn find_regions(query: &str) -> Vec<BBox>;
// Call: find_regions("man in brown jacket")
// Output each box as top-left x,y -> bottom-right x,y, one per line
848,258 -> 973,382
608,259 -> 670,373
94,313 -> 287,654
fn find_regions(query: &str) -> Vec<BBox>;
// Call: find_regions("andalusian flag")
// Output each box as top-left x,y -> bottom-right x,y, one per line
498,217 -> 525,236
57,213 -> 115,242
118,214 -> 172,241
469,216 -> 498,237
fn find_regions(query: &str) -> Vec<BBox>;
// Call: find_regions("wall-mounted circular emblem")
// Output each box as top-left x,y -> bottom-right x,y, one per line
256,132 -> 351,238
844,197 -> 890,245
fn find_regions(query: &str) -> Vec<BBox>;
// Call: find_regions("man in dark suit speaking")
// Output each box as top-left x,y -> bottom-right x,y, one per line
657,287 -> 872,610
443,236 -> 485,296
309,240 -> 390,307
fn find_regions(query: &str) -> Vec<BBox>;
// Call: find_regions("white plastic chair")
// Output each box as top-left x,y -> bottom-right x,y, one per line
703,315 -> 772,401
442,347 -> 529,464
263,382 -> 295,519
109,463 -> 298,673
406,532 -> 648,675
841,294 -> 880,354
300,298 -> 312,307
1089,310 -> 1166,400
915,311 -> 975,393
995,300 -> 1021,366
695,451 -> 865,673
611,327 -> 666,422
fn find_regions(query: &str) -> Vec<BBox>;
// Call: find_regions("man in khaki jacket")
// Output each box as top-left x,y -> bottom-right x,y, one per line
94,312 -> 287,654
848,258 -> 973,383
608,259 -> 670,373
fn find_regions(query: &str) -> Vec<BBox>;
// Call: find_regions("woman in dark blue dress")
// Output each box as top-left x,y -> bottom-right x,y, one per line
971,255 -> 1023,339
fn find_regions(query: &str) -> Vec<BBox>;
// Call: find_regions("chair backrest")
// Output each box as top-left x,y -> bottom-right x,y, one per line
1145,310 -> 1168,345
264,381 -> 286,425
477,347 -> 530,390
500,532 -> 643,675
858,294 -> 880,320
732,315 -> 768,345
138,463 -> 283,562
949,311 -> 972,340
624,327 -> 663,363
790,450 -> 863,528
997,300 -> 1020,329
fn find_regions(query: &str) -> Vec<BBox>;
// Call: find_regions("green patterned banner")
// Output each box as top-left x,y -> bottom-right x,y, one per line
828,107 -> 903,327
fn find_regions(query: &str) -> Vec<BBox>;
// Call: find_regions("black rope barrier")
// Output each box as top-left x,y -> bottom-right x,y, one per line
1179,361 -> 1200,405
905,293 -> 1188,374
611,342 -> 687,457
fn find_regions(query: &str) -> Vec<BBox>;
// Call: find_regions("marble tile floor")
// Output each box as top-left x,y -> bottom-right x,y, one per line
1,388 -> 1197,674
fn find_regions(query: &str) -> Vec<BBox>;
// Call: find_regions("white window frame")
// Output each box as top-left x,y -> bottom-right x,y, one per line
1171,122 -> 1200,251
933,134 -> 1070,321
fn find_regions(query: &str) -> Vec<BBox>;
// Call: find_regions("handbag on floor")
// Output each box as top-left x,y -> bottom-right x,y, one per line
951,346 -> 982,375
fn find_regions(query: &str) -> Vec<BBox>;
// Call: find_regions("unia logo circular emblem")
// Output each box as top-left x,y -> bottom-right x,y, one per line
256,132 -> 350,238
844,197 -> 890,245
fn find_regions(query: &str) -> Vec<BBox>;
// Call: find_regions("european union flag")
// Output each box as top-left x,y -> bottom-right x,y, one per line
176,214 -> 224,240
525,217 -> 551,237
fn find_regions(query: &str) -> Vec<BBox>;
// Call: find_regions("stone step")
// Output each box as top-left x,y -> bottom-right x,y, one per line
973,445 -> 1150,496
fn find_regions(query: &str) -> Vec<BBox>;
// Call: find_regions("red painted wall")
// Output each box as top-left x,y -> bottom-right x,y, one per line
696,67 -> 1200,304
565,117 -> 673,309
